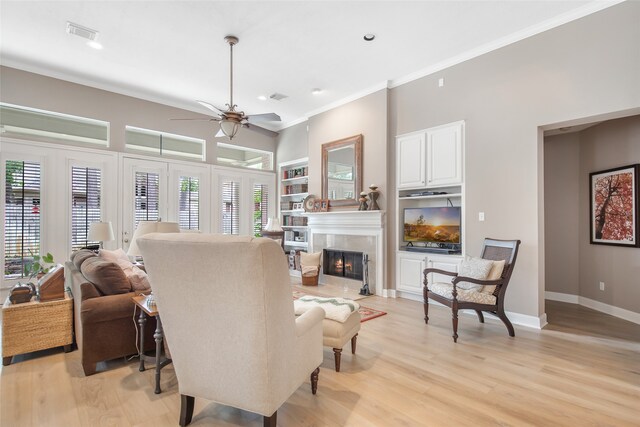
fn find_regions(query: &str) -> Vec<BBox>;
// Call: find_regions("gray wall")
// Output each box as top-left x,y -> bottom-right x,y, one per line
0,67 -> 278,162
276,121 -> 309,165
387,1 -> 640,319
544,133 -> 581,296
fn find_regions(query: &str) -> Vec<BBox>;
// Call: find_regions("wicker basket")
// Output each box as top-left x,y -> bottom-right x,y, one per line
301,272 -> 319,286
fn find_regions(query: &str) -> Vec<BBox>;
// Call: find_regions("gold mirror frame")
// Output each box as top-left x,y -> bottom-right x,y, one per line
321,134 -> 363,207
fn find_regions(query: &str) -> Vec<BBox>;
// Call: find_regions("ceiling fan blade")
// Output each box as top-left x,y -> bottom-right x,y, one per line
243,123 -> 279,138
197,100 -> 226,113
246,112 -> 281,122
215,128 -> 225,138
169,117 -> 220,121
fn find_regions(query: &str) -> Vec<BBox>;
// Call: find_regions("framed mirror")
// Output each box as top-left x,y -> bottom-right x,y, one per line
321,134 -> 363,207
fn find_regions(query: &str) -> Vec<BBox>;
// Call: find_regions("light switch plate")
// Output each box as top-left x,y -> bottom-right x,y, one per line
478,212 -> 485,221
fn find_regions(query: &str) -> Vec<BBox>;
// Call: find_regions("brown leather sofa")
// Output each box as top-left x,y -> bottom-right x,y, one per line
65,250 -> 155,375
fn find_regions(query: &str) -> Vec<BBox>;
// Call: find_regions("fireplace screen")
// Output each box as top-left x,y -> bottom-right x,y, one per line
323,249 -> 364,281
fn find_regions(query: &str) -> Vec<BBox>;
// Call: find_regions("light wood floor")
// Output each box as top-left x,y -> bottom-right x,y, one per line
1,295 -> 638,427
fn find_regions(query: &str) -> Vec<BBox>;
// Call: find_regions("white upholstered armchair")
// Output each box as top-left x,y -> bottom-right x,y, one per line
138,233 -> 325,427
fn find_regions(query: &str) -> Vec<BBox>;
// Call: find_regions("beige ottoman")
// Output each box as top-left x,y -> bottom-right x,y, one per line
322,310 -> 361,372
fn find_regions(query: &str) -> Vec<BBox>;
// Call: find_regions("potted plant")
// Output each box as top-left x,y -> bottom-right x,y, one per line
24,250 -> 55,281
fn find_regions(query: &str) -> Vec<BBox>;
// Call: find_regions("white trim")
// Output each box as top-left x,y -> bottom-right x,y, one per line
388,0 -> 625,88
545,291 -> 579,304
545,291 -> 640,325
381,289 -> 397,298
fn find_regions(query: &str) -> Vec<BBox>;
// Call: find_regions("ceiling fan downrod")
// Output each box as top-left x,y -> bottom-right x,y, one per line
225,35 -> 238,110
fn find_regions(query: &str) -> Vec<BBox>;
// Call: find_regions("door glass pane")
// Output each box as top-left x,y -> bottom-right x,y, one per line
71,166 -> 102,251
179,176 -> 199,230
221,180 -> 240,235
135,172 -> 160,228
253,184 -> 269,237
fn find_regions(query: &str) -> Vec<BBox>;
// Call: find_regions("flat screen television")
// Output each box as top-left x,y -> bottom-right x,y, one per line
403,207 -> 461,245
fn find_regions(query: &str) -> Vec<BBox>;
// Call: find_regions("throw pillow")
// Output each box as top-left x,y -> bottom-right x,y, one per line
115,259 -> 151,292
99,248 -> 130,264
80,257 -> 132,295
300,251 -> 321,267
72,249 -> 97,270
457,256 -> 494,292
482,259 -> 506,294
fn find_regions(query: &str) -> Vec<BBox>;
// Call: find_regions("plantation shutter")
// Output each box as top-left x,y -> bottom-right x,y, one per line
253,184 -> 269,237
71,166 -> 102,251
4,160 -> 41,279
179,176 -> 199,230
221,180 -> 240,235
134,172 -> 160,228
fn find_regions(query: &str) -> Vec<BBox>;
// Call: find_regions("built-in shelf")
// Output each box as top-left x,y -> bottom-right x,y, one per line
281,175 -> 308,183
285,241 -> 308,247
399,192 -> 462,200
282,225 -> 308,229
281,209 -> 305,214
281,192 -> 309,198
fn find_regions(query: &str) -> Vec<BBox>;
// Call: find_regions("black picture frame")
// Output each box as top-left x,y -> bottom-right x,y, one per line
589,164 -> 640,247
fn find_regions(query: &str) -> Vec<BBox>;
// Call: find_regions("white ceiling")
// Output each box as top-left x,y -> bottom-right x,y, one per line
0,1 -> 620,131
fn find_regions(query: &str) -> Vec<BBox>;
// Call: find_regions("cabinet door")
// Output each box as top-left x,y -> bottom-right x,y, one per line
397,133 -> 426,189
397,255 -> 426,294
426,122 -> 463,187
426,256 -> 461,285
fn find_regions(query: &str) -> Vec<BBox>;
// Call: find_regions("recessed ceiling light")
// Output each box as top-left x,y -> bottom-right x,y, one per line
363,33 -> 376,41
311,88 -> 323,95
86,40 -> 103,50
257,95 -> 267,101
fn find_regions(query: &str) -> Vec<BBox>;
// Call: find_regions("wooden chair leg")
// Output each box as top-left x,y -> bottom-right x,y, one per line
452,308 -> 459,343
310,367 -> 320,395
264,411 -> 277,427
351,334 -> 358,354
179,394 -> 195,427
333,348 -> 342,372
497,310 -> 515,337
423,286 -> 430,324
475,310 -> 485,323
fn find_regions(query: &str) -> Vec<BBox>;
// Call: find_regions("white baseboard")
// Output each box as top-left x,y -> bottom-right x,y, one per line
381,289 -> 397,298
545,291 -> 640,325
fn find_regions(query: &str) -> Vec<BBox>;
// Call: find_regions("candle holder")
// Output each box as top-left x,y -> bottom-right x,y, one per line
367,185 -> 380,211
358,192 -> 368,211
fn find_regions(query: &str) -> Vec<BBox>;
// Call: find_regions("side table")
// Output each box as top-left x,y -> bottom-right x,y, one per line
132,295 -> 172,394
2,292 -> 74,365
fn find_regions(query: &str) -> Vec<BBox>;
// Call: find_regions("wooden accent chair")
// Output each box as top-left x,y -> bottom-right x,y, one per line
260,230 -> 285,250
423,238 -> 521,342
138,233 -> 324,427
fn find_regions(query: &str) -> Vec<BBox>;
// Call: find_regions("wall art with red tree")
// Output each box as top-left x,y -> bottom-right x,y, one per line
589,164 -> 639,247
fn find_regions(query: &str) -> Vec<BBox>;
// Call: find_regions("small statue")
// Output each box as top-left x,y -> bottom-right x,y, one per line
367,185 -> 380,211
358,192 -> 368,211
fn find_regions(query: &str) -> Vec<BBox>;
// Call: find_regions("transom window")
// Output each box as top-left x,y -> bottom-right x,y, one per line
126,126 -> 205,161
217,143 -> 273,171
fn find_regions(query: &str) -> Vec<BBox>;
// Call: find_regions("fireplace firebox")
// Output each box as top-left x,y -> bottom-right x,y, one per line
323,249 -> 364,281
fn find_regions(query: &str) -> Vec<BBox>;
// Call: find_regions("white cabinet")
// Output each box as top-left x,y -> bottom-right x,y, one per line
426,122 -> 463,187
397,252 -> 463,295
396,132 -> 426,189
396,121 -> 463,190
397,252 -> 426,294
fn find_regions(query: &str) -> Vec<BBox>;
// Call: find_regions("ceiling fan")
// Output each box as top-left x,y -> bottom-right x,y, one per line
172,35 -> 281,140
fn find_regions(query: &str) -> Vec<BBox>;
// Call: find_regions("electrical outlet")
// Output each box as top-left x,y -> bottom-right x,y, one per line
438,77 -> 444,87
478,212 -> 485,221
599,281 -> 605,291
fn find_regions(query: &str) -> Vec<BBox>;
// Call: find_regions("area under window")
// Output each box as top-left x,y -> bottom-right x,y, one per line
217,143 -> 273,170
71,166 -> 102,251
134,172 -> 160,228
4,160 -> 41,279
126,126 -> 205,161
179,176 -> 199,230
253,184 -> 269,237
0,103 -> 108,147
221,180 -> 240,235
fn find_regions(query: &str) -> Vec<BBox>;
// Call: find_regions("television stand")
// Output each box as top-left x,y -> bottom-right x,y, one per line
403,246 -> 461,255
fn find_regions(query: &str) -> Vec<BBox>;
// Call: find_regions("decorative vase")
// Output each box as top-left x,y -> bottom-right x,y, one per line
367,185 -> 380,211
358,192 -> 368,211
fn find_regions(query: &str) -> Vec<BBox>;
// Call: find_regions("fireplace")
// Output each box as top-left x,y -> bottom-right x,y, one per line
323,249 -> 364,281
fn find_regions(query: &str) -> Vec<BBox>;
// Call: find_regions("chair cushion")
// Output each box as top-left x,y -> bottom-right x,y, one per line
300,251 -> 321,267
430,282 -> 497,305
457,256 -> 494,291
71,249 -> 97,269
482,259 -> 506,294
80,257 -> 132,295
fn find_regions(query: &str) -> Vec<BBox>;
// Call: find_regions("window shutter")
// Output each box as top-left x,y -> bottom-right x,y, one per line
179,176 -> 199,230
253,184 -> 269,237
221,180 -> 240,235
4,160 -> 41,278
71,166 -> 102,251
135,172 -> 160,228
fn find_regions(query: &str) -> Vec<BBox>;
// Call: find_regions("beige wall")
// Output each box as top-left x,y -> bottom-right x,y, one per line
388,1 -> 640,318
544,133 -> 581,295
307,89 -> 388,212
0,67 -> 278,162
578,116 -> 640,313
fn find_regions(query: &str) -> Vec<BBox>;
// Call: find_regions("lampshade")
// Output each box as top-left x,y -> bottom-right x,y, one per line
127,221 -> 180,257
220,119 -> 240,139
265,217 -> 283,232
88,221 -> 115,242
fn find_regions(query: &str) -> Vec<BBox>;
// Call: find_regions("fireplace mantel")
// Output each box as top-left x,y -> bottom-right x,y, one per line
305,210 -> 387,296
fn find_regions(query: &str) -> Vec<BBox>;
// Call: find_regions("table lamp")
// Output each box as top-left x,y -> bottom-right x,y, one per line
88,221 -> 115,249
127,221 -> 180,258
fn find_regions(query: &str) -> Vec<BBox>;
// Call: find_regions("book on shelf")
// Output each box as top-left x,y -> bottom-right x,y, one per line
283,166 -> 308,180
282,215 -> 308,227
283,183 -> 308,195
